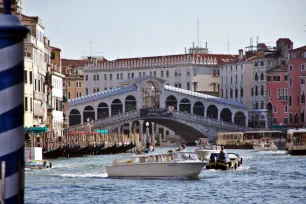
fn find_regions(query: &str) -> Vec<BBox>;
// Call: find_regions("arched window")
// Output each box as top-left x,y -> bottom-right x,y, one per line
294,113 -> 299,124
261,101 -> 264,109
235,88 -> 238,98
261,72 -> 264,80
255,72 -> 258,81
261,86 -> 264,95
231,76 -> 232,83
289,96 -> 292,106
221,89 -> 223,98
255,86 -> 258,96
241,88 -> 243,97
230,89 -> 233,98
236,74 -> 238,82
289,113 -> 293,123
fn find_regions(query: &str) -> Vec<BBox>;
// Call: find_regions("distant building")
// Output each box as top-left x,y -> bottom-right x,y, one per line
288,46 -> 306,127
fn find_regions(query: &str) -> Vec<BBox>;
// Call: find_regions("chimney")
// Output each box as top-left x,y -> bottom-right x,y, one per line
238,49 -> 244,61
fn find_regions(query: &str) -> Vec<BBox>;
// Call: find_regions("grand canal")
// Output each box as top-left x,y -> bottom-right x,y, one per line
25,147 -> 306,204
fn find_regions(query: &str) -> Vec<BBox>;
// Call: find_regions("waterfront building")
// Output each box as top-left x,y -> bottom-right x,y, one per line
266,65 -> 289,128
84,49 -> 237,97
288,45 -> 306,127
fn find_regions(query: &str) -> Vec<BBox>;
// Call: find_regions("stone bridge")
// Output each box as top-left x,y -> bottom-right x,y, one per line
67,76 -> 249,143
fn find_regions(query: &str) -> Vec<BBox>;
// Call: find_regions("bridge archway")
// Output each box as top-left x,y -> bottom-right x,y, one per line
193,101 -> 204,116
166,95 -> 177,110
125,95 -> 136,112
207,105 -> 218,119
97,102 -> 109,119
220,108 -> 232,123
179,98 -> 191,113
234,111 -> 246,126
69,109 -> 81,126
142,81 -> 160,108
83,106 -> 95,122
111,99 -> 123,116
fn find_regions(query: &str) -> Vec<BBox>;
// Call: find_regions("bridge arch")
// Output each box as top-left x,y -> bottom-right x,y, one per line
234,111 -> 246,127
141,79 -> 161,108
207,105 -> 218,119
111,99 -> 123,116
179,98 -> 191,113
97,102 -> 109,119
166,95 -> 177,110
83,105 -> 95,122
220,108 -> 232,123
69,109 -> 81,126
125,95 -> 137,112
193,101 -> 204,116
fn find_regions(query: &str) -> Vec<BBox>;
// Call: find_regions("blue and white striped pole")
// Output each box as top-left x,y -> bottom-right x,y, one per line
0,0 -> 28,203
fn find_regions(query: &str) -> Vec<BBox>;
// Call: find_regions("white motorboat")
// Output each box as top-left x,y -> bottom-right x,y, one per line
253,142 -> 278,151
106,152 -> 206,179
195,139 -> 222,161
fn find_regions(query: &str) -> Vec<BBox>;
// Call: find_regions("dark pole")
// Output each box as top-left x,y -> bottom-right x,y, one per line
0,0 -> 29,203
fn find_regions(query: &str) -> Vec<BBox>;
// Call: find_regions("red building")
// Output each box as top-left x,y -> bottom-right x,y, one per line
267,65 -> 288,127
288,46 -> 306,127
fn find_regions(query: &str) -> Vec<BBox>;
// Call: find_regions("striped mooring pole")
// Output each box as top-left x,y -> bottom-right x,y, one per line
0,0 -> 28,203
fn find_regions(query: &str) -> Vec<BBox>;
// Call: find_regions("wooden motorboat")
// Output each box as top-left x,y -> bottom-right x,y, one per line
206,152 -> 242,170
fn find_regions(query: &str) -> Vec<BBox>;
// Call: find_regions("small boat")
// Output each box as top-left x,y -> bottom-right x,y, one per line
253,142 -> 278,151
206,152 -> 242,170
25,160 -> 52,169
195,138 -> 222,161
106,152 -> 206,179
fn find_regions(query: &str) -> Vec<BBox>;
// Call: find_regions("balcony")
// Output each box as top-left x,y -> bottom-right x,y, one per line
278,96 -> 288,102
34,91 -> 44,102
24,35 -> 36,45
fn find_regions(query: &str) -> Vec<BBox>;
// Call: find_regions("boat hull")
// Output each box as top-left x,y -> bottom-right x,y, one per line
195,150 -> 220,161
106,162 -> 206,179
223,144 -> 253,149
288,150 -> 306,155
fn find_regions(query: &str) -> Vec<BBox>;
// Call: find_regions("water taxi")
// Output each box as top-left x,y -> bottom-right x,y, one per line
195,138 -> 221,161
25,147 -> 52,169
253,141 -> 278,151
216,130 -> 284,149
206,152 -> 242,170
286,129 -> 306,155
106,152 -> 206,179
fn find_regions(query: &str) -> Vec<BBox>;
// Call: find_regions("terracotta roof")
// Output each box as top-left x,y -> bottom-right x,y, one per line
61,59 -> 93,67
267,64 -> 288,73
289,46 -> 306,52
20,14 -> 38,21
51,46 -> 61,51
277,38 -> 293,45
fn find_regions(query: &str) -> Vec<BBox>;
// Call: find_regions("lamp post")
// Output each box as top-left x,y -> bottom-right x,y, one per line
0,0 -> 28,203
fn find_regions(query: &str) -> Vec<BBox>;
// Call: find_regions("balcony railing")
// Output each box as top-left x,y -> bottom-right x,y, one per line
34,91 -> 44,102
24,35 -> 36,44
278,96 -> 288,102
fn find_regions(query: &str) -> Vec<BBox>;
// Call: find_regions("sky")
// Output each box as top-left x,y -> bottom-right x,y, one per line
22,0 -> 306,60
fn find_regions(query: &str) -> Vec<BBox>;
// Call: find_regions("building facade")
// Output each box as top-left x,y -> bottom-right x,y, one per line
84,53 -> 237,97
288,46 -> 306,127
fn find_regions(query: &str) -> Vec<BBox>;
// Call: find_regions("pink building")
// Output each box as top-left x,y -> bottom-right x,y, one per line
288,46 -> 306,127
267,65 -> 288,127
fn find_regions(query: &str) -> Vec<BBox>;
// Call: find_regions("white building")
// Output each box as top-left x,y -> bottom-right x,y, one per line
219,50 -> 254,111
84,53 -> 237,98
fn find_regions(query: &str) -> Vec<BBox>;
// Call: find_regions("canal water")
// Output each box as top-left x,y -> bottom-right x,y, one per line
25,147 -> 306,204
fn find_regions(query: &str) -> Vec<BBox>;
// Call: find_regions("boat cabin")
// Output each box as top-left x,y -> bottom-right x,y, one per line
286,129 -> 306,154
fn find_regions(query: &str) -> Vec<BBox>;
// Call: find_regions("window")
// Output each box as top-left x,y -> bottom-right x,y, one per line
274,106 -> 277,113
277,89 -> 280,98
285,105 -> 288,113
128,73 -> 130,79
68,92 -> 71,99
294,113 -> 299,124
161,71 -> 164,77
261,86 -> 264,95
120,73 -> 123,79
187,83 -> 190,90
289,96 -> 292,106
301,112 -> 305,123
34,79 -> 37,90
302,64 -> 305,71
38,80 -> 41,92
301,78 -> 305,85
261,72 -> 264,80
85,75 -> 88,80
97,74 -> 99,80
30,97 -> 32,112
267,76 -> 271,81
94,75 -> 96,81
240,88 -> 243,97
260,61 -> 264,66
284,118 -> 288,124
290,77 -> 292,87
143,72 -> 145,77
289,65 -> 293,72
68,81 -> 71,88
255,86 -> 258,96
235,75 -> 237,82
93,88 -> 96,93
104,74 -> 107,80
29,71 -> 32,84
24,70 -> 27,83
117,73 -> 120,79
97,88 -> 99,92
272,118 -> 277,124
153,71 -> 156,76
231,76 -> 232,83
85,88 -> 88,95
251,88 -> 253,97
235,88 -> 238,97
255,73 -> 258,81
273,76 -> 280,82
110,74 -> 113,80
187,70 -> 190,76
302,93 -> 305,104
268,89 -> 271,98
289,113 -> 292,123
166,70 -> 169,77
255,62 -> 258,67
174,70 -> 177,76
139,72 -> 141,77
25,97 -> 28,111
284,75 -> 288,81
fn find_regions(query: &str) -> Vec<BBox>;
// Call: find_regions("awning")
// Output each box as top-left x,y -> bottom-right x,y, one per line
94,130 -> 109,135
25,127 -> 49,134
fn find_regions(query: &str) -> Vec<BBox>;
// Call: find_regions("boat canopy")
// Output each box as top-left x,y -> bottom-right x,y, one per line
25,127 -> 49,134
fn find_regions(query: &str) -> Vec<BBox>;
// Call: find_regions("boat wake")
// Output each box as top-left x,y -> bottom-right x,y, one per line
54,173 -> 108,178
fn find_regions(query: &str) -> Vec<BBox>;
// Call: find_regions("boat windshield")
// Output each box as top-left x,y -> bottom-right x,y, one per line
172,153 -> 198,161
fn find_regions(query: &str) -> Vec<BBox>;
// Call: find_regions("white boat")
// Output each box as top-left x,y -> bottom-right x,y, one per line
195,139 -> 222,161
253,142 -> 278,151
106,152 -> 206,179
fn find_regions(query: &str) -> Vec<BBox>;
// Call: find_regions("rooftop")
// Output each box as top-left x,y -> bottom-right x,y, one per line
267,64 -> 288,73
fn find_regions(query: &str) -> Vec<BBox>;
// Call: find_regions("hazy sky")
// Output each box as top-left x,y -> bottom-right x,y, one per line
22,0 -> 306,60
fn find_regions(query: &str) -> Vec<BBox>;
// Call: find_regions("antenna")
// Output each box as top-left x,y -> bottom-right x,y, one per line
89,41 -> 92,57
257,36 -> 259,45
197,15 -> 199,48
227,32 -> 229,54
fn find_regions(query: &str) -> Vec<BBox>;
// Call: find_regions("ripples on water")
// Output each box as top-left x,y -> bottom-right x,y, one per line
25,147 -> 306,204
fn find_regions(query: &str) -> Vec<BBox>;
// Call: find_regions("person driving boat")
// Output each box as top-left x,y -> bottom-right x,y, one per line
217,146 -> 229,162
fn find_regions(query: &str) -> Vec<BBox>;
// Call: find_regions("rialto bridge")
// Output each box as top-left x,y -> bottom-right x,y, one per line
67,76 -> 248,143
